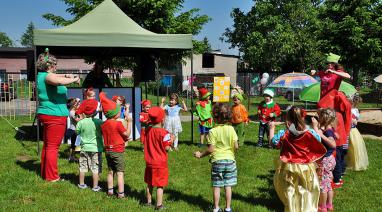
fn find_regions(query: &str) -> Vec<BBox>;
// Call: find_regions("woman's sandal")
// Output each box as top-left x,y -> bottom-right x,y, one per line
117,192 -> 125,199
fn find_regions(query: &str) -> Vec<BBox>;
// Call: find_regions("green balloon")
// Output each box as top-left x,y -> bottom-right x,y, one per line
252,77 -> 259,84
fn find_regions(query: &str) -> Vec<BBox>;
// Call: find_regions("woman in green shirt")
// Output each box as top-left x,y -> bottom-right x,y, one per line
36,51 -> 80,182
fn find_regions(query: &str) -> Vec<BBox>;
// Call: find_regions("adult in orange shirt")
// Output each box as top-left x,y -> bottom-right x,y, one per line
231,93 -> 249,146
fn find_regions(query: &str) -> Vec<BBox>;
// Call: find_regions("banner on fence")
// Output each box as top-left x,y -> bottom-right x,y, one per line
213,77 -> 230,102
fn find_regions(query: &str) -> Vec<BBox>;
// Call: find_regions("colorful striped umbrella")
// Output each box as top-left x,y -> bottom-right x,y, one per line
267,72 -> 318,89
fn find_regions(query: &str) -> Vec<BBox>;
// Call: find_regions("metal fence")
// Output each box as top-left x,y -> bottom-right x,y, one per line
0,72 -> 35,120
0,71 -> 135,120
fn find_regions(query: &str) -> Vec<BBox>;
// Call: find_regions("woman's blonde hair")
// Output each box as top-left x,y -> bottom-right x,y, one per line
36,53 -> 57,70
317,108 -> 337,128
286,106 -> 306,131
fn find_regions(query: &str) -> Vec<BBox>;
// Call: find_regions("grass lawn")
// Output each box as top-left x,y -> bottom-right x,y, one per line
0,118 -> 382,211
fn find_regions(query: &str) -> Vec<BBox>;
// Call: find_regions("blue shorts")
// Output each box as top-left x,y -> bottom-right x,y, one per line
199,125 -> 211,134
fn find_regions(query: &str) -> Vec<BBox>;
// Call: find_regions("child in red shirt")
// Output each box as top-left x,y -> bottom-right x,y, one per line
140,100 -> 152,144
257,89 -> 281,147
144,106 -> 174,210
99,92 -> 132,198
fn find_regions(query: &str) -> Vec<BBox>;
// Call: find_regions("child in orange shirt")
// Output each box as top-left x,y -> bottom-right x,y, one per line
231,93 -> 249,146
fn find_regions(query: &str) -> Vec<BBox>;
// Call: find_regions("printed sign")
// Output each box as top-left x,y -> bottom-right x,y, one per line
213,77 -> 230,102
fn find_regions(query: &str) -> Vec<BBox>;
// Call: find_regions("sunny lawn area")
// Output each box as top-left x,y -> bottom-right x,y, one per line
0,118 -> 381,211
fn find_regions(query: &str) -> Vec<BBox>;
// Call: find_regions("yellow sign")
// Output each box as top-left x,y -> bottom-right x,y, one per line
213,77 -> 230,102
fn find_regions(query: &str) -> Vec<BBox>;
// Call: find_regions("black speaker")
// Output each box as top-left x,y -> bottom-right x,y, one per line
26,50 -> 35,81
140,55 -> 156,82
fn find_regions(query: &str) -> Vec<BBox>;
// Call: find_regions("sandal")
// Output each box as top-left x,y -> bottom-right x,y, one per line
107,188 -> 114,196
117,192 -> 125,199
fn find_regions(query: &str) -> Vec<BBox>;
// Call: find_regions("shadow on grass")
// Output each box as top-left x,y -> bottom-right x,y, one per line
166,189 -> 211,210
16,159 -> 40,175
14,125 -> 42,142
233,170 -> 283,212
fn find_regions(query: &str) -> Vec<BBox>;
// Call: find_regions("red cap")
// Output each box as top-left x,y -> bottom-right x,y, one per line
112,95 -> 119,102
148,106 -> 165,124
198,87 -> 211,99
99,92 -> 120,118
76,99 -> 98,116
141,99 -> 152,107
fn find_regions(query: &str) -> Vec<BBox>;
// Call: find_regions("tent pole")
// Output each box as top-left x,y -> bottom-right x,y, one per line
34,46 -> 40,156
145,81 -> 148,100
190,51 -> 194,144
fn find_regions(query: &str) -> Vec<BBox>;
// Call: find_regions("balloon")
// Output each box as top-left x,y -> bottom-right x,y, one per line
262,73 -> 269,79
260,78 -> 268,85
182,80 -> 190,91
252,76 -> 259,84
182,80 -> 190,87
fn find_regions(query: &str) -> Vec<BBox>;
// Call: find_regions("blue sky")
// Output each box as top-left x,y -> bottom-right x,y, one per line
0,0 -> 253,55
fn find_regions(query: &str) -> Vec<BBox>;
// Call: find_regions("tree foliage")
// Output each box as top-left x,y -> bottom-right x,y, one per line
0,32 -> 13,47
20,22 -> 35,47
223,0 -> 382,79
317,0 -> 382,82
222,0 -> 322,72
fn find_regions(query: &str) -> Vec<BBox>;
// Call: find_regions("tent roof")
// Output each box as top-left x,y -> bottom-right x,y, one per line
33,0 -> 192,49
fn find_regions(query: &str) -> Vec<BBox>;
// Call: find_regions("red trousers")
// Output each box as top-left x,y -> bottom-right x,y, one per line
38,114 -> 67,181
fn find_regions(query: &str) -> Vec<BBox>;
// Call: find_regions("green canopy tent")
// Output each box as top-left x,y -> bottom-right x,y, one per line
33,0 -> 194,153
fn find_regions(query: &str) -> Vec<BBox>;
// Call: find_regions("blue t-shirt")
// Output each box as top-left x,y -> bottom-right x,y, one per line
323,128 -> 336,157
272,128 -> 321,146
164,105 -> 182,117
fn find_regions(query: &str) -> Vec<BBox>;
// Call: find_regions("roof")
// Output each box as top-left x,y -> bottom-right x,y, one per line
33,0 -> 192,49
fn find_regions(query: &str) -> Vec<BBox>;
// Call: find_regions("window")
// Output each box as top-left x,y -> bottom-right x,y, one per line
202,54 -> 214,68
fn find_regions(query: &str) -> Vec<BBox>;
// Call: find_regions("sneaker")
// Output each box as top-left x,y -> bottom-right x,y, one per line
155,205 -> 166,210
256,142 -> 263,147
92,186 -> 102,192
78,184 -> 88,189
211,208 -> 222,212
225,208 -> 232,212
339,179 -> 344,185
331,182 -> 342,189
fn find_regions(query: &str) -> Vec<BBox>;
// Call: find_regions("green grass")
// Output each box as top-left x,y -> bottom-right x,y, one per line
0,119 -> 381,211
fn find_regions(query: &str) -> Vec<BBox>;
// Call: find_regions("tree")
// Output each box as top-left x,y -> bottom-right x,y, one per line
0,32 -> 13,47
20,22 -> 35,47
317,0 -> 382,84
43,0 -> 210,54
222,0 -> 322,72
193,37 -> 212,53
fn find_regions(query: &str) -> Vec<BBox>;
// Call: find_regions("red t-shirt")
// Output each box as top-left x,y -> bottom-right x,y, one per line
318,69 -> 344,98
139,112 -> 150,128
144,127 -> 172,168
101,119 -> 127,152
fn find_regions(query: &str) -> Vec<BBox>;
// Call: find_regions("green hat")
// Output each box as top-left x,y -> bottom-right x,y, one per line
263,89 -> 274,98
233,93 -> 244,101
326,53 -> 341,63
99,92 -> 121,118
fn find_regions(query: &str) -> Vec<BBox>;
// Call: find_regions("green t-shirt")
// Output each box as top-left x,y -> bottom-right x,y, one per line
207,125 -> 238,163
76,118 -> 104,152
37,72 -> 69,116
193,100 -> 214,128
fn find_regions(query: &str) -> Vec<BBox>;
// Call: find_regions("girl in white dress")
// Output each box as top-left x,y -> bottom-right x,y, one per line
161,93 -> 187,150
